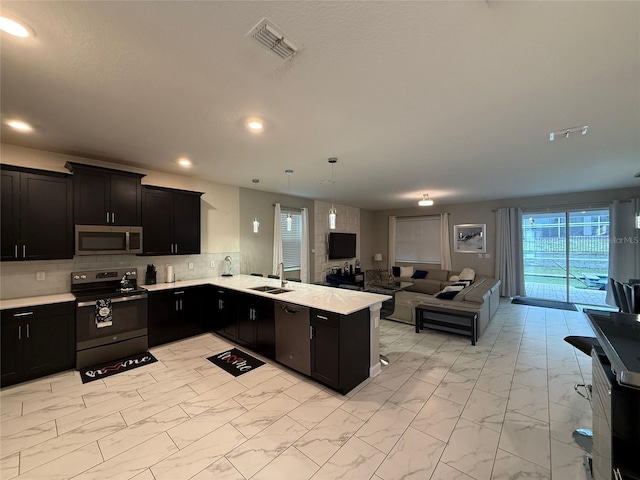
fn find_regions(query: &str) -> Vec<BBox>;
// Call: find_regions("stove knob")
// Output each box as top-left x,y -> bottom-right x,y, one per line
73,275 -> 80,280
80,275 -> 87,279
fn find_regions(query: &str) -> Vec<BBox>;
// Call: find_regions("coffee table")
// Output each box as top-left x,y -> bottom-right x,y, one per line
369,281 -> 413,292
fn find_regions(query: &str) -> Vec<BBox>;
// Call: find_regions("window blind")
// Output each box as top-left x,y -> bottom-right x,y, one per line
395,216 -> 441,263
281,209 -> 302,271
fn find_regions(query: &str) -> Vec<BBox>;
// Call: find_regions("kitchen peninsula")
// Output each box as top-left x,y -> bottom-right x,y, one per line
145,274 -> 391,392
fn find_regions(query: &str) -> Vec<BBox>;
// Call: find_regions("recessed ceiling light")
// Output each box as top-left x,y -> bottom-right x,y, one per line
177,158 -> 191,167
247,120 -> 263,131
0,16 -> 35,38
7,120 -> 33,132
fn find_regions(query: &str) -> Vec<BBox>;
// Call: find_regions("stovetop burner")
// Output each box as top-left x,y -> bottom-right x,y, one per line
70,267 -> 146,300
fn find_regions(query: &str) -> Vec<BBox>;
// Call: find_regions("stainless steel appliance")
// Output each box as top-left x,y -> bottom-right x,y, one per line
275,301 -> 310,375
75,225 -> 143,255
72,267 -> 148,369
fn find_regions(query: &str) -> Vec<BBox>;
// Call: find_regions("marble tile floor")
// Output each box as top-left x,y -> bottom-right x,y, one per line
0,298 -> 596,480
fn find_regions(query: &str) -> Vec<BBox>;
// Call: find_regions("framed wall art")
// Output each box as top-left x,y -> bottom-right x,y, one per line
453,223 -> 486,253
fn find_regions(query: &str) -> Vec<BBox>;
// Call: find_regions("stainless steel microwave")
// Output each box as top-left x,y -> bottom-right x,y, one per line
75,225 -> 143,255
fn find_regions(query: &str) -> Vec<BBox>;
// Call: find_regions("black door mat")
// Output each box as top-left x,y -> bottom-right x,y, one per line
511,297 -> 578,311
79,352 -> 158,384
207,348 -> 265,377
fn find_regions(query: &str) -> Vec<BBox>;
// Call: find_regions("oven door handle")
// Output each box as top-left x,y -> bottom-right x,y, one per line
77,294 -> 147,308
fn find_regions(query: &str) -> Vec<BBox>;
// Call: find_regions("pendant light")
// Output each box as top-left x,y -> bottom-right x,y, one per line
328,158 -> 337,230
418,193 -> 434,207
285,170 -> 293,231
252,179 -> 260,233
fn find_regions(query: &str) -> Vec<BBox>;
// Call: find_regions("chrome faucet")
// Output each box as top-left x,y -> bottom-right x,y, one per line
279,263 -> 288,288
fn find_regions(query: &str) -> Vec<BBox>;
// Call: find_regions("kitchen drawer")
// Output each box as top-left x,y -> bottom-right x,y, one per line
2,302 -> 75,321
310,309 -> 339,328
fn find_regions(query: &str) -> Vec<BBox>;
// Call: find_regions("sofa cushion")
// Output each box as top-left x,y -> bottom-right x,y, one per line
443,285 -> 465,292
400,266 -> 414,277
425,269 -> 450,281
459,267 -> 476,282
411,270 -> 428,279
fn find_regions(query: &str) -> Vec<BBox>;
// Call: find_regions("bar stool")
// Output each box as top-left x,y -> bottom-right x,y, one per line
563,335 -> 602,453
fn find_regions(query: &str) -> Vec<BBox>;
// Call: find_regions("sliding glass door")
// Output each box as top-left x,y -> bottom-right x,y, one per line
522,208 -> 609,305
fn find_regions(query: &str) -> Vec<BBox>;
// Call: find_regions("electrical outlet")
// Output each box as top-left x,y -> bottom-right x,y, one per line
36,271 -> 45,281
210,261 -> 215,268
478,253 -> 483,258
188,262 -> 194,270
484,253 -> 491,259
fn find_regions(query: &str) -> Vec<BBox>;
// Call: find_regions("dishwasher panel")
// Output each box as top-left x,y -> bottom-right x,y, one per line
275,301 -> 310,375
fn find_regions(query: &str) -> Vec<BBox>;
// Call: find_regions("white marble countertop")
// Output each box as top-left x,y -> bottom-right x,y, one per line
0,276 -> 390,316
144,274 -> 390,315
0,293 -> 76,311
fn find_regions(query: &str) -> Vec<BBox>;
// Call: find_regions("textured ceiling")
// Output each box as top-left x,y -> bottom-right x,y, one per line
1,1 -> 639,210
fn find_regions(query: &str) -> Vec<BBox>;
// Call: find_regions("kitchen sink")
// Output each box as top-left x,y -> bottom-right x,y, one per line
249,286 -> 292,294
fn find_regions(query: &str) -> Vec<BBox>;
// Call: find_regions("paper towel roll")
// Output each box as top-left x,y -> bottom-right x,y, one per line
165,264 -> 175,283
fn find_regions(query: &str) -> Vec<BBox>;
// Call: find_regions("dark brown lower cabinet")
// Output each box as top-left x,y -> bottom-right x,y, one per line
236,294 -> 275,359
148,287 -> 206,347
1,302 -> 75,388
310,308 -> 370,395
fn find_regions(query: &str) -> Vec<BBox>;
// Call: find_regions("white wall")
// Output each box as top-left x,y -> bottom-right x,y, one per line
314,201 -> 361,283
1,143 -> 240,253
0,143 -> 240,299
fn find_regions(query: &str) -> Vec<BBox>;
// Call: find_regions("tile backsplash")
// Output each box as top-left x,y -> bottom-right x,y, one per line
0,252 -> 240,300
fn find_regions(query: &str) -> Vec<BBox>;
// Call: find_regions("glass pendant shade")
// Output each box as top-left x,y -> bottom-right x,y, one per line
329,206 -> 337,230
253,217 -> 260,233
286,213 -> 292,232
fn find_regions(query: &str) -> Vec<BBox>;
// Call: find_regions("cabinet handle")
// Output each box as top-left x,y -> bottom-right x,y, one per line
170,244 -> 174,254
13,311 -> 34,317
174,291 -> 185,295
180,300 -> 183,310
175,243 -> 178,253
14,244 -> 18,258
310,325 -> 314,339
112,212 -> 115,224
106,211 -> 110,223
18,325 -> 21,340
316,315 -> 328,320
26,324 -> 29,338
23,245 -> 26,257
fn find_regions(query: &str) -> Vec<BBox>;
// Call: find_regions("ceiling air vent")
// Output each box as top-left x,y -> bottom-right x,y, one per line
248,18 -> 302,60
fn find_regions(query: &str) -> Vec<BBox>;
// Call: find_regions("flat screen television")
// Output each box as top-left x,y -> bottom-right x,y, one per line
328,232 -> 356,259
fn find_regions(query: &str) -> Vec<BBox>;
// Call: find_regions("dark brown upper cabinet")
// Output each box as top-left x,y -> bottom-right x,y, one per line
142,185 -> 202,255
65,162 -> 145,226
1,165 -> 73,261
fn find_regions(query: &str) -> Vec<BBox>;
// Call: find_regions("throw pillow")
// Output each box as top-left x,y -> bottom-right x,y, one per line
436,290 -> 458,300
392,266 -> 401,277
452,281 -> 471,288
443,285 -> 465,292
449,275 -> 460,282
411,270 -> 428,279
399,266 -> 414,278
458,267 -> 476,282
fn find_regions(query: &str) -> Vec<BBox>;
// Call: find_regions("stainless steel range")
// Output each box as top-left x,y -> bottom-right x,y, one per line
71,267 -> 148,369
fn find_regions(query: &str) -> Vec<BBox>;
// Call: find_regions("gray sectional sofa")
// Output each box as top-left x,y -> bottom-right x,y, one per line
388,265 -> 501,338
